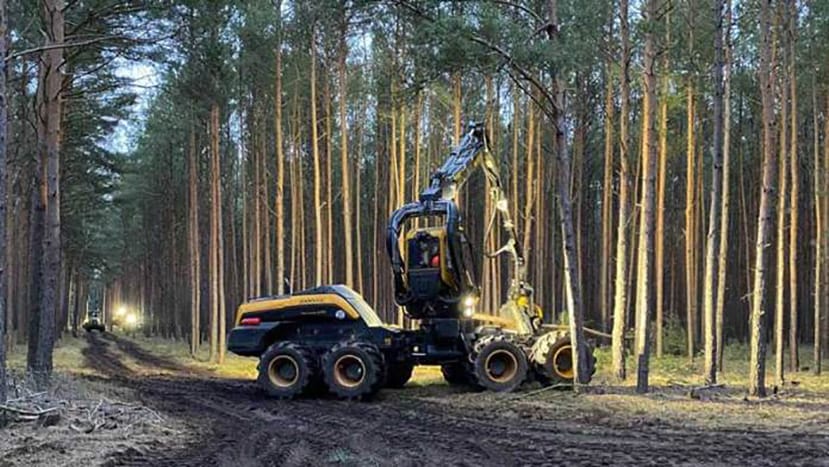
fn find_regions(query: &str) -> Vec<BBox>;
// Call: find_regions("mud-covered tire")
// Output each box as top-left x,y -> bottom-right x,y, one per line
385,361 -> 415,388
472,335 -> 529,392
441,362 -> 476,387
258,342 -> 318,399
322,341 -> 385,400
530,333 -> 596,386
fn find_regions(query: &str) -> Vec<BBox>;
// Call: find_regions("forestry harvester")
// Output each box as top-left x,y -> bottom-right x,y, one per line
227,123 -> 596,399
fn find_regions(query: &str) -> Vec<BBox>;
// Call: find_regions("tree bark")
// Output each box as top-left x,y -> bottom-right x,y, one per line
188,124 -> 200,356
775,37 -> 789,387
274,0 -> 285,296
715,0 -> 733,372
29,0 -> 64,389
310,29 -> 323,286
339,9 -> 353,288
611,0 -> 631,381
655,8 -> 670,357
685,81 -> 697,362
787,0 -> 799,372
0,0 -> 7,403
813,83 -> 822,375
601,33 -> 614,334
749,0 -> 777,398
703,0 -> 726,385
633,0 -> 658,393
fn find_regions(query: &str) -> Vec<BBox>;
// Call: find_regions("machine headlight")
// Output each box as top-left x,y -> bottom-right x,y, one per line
463,295 -> 477,308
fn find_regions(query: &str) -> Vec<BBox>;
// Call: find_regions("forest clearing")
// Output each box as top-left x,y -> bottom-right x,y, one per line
2,332 -> 829,466
3,0 -> 829,465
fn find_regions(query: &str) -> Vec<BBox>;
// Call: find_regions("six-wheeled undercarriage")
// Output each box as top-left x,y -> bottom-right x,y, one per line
228,285 -> 594,400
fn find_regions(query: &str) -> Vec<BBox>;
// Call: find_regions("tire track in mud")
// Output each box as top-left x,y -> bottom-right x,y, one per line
84,334 -> 829,466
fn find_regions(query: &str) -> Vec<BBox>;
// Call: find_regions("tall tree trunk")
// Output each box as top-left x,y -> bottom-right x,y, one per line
547,0 -> 589,387
655,8 -> 670,357
209,104 -> 220,363
684,81 -> 697,361
601,41 -> 614,334
814,85 -> 823,375
775,42 -> 789,387
188,124 -> 200,356
715,0 -> 733,372
214,105 -> 226,364
310,29 -> 323,286
611,0 -> 631,381
787,0 -> 799,372
29,0 -> 64,389
0,0 -> 7,403
634,0 -> 658,393
274,1 -> 285,296
339,12 -> 353,287
703,0 -> 726,385
749,0 -> 777,398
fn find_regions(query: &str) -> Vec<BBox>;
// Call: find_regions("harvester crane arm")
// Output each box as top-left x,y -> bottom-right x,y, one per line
388,123 -> 537,334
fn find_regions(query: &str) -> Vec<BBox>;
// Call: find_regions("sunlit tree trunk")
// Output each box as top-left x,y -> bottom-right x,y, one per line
274,1 -> 285,296
685,81 -> 697,361
188,124 -> 200,356
715,0 -> 733,372
749,0 -> 777,398
601,19 -> 614,334
775,35 -> 789,387
813,83 -> 822,375
787,1 -> 799,372
209,106 -> 219,363
338,12 -> 353,288
655,8 -> 669,358
310,29 -> 323,286
633,0 -> 658,393
611,0 -> 631,381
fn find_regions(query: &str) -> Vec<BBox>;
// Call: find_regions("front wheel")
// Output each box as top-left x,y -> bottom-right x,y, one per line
472,335 -> 529,392
257,342 -> 318,399
530,334 -> 596,386
322,341 -> 385,400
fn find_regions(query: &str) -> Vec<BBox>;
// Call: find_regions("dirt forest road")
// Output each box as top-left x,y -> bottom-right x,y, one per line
79,333 -> 829,467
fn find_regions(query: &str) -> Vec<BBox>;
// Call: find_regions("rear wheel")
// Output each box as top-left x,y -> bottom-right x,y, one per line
258,342 -> 318,399
472,335 -> 529,392
322,341 -> 385,400
530,333 -> 596,385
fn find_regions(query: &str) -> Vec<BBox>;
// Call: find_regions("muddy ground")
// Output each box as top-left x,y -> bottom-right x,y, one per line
3,333 -> 829,466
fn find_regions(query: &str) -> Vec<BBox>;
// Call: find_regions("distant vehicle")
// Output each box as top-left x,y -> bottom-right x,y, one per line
83,311 -> 105,332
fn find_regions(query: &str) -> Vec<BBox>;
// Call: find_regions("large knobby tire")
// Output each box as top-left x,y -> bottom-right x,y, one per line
472,335 -> 529,392
385,361 -> 415,388
257,342 -> 318,399
530,333 -> 596,386
322,341 -> 385,400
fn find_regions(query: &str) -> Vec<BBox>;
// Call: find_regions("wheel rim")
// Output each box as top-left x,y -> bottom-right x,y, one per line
333,355 -> 366,388
268,355 -> 300,388
484,349 -> 519,383
552,345 -> 574,380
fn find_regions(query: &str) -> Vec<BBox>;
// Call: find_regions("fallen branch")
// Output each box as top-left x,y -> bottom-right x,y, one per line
0,404 -> 60,417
